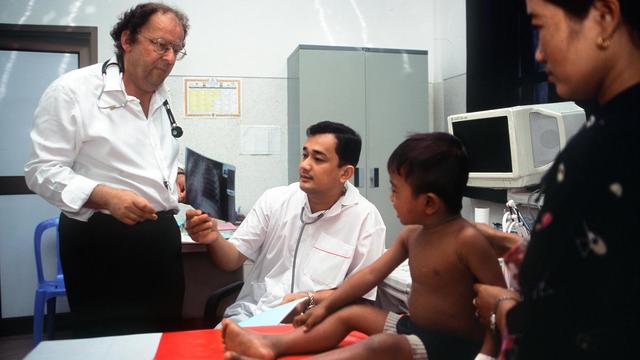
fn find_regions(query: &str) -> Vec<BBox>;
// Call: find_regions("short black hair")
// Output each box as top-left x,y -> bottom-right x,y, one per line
387,132 -> 469,213
110,2 -> 190,67
306,121 -> 362,167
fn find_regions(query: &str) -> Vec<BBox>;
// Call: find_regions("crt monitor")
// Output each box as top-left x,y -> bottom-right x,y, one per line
447,102 -> 585,189
185,148 -> 236,223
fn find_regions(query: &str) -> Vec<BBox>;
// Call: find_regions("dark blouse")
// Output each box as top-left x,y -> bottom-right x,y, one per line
506,83 -> 640,359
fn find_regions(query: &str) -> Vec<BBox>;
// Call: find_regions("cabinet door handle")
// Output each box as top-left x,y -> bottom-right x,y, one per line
354,167 -> 360,187
369,168 -> 379,188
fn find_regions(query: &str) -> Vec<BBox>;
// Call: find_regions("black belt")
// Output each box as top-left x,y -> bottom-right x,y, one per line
156,210 -> 178,217
87,210 -> 177,221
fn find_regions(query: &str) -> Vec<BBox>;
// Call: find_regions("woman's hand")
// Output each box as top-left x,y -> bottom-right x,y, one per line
473,284 -> 520,333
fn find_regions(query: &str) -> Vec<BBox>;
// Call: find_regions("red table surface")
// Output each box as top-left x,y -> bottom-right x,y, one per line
154,325 -> 367,359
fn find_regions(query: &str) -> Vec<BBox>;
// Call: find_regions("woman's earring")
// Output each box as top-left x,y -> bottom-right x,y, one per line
596,36 -> 610,50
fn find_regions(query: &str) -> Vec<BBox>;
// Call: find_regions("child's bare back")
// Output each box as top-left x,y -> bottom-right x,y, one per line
403,217 -> 506,341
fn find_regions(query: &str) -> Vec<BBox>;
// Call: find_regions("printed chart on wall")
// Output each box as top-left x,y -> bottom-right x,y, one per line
184,78 -> 241,117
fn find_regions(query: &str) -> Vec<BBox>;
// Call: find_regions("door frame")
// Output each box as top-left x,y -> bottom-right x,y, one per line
0,23 -> 96,334
0,23 -> 97,195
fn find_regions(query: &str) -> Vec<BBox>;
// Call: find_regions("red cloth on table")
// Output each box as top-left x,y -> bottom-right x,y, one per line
154,325 -> 367,359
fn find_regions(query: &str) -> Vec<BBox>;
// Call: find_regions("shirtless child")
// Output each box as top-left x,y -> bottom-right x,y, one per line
222,133 -> 506,360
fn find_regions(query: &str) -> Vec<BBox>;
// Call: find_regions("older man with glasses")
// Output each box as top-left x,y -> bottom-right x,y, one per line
25,2 -> 189,338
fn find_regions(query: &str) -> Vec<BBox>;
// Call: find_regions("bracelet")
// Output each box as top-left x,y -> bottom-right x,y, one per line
490,295 -> 518,331
177,167 -> 185,175
306,291 -> 316,309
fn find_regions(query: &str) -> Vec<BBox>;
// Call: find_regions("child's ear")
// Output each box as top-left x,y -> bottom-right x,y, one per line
423,193 -> 442,215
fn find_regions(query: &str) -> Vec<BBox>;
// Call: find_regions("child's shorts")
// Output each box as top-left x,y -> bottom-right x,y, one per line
383,312 -> 481,360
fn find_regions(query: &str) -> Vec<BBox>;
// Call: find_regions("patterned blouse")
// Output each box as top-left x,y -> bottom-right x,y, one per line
503,83 -> 640,359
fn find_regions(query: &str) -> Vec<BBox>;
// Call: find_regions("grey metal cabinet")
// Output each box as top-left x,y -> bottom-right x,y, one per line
288,45 -> 430,246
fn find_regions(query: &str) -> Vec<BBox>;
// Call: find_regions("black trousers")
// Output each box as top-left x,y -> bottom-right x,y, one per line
59,211 -> 185,338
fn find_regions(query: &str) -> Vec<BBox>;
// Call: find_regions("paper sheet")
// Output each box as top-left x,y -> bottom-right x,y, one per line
240,125 -> 281,155
238,297 -> 307,327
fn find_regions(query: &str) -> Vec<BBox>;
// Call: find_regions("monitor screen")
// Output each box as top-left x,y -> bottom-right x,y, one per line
185,148 -> 236,222
452,115 -> 512,173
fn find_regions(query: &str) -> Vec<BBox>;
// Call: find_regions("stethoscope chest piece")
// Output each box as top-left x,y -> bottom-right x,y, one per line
162,99 -> 183,138
171,125 -> 183,138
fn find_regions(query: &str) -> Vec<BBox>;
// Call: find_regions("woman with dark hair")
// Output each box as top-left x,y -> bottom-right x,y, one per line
473,0 -> 640,358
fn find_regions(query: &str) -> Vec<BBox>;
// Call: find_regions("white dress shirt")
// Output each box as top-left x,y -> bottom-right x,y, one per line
24,58 -> 180,221
225,181 -> 386,322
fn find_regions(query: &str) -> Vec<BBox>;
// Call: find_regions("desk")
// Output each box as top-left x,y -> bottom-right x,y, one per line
25,333 -> 161,360
25,326 -> 367,359
181,234 -> 243,323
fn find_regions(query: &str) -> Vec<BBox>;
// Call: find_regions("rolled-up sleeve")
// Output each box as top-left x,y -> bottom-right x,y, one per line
24,81 -> 99,213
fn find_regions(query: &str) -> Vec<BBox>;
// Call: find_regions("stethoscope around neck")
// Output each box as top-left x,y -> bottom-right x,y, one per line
98,59 -> 183,138
290,205 -> 326,292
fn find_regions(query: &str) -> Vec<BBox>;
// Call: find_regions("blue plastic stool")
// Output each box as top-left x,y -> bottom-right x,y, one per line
33,217 -> 66,346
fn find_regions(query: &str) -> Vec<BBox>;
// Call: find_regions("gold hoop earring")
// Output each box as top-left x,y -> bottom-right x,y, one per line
596,36 -> 610,50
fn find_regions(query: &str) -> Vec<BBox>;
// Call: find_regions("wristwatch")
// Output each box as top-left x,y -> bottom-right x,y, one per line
306,291 -> 316,309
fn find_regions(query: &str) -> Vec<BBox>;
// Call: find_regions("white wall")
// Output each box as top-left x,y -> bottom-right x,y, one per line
1,0 -> 468,213
0,0 -> 470,318
1,0 -> 442,78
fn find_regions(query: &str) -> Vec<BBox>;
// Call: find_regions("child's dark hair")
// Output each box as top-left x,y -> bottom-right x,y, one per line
388,132 -> 469,213
307,121 -> 362,167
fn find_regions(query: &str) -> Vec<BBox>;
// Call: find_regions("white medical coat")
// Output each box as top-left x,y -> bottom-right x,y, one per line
225,181 -> 386,322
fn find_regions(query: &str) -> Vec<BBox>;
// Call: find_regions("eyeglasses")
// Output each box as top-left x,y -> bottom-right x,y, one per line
139,34 -> 187,60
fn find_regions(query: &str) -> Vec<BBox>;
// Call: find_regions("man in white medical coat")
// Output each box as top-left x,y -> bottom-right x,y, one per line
186,121 -> 386,323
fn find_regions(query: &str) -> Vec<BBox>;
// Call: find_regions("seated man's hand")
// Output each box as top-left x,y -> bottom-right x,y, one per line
281,292 -> 308,305
185,209 -> 220,245
293,303 -> 329,332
